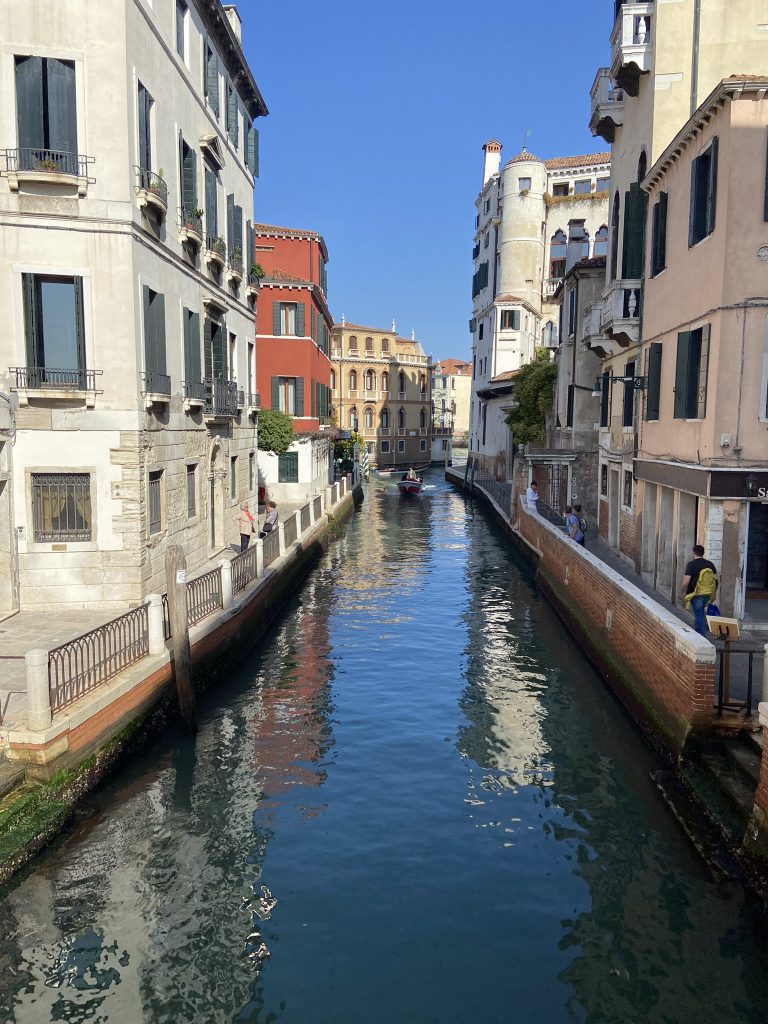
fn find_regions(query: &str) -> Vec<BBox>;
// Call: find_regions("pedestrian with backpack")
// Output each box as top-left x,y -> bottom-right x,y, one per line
681,544 -> 718,637
574,504 -> 587,547
565,505 -> 584,546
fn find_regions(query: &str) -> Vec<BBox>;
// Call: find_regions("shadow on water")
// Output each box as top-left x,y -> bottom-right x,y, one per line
1,472 -> 768,1024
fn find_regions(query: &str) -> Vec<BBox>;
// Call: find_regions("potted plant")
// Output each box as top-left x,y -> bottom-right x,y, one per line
231,246 -> 242,266
149,168 -> 165,193
186,208 -> 204,229
250,262 -> 265,280
37,158 -> 58,172
212,237 -> 226,256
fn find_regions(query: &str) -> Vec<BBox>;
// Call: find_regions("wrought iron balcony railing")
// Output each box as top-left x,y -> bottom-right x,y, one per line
180,207 -> 203,235
183,379 -> 207,402
141,371 -> 172,396
205,235 -> 226,259
4,147 -> 91,177
10,366 -> 101,391
135,166 -> 168,205
204,377 -> 239,417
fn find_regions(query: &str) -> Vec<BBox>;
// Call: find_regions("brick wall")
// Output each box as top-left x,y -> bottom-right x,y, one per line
517,505 -> 715,754
598,497 -> 608,541
619,508 -> 637,561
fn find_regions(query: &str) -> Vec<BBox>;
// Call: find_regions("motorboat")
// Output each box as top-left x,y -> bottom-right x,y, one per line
398,475 -> 424,496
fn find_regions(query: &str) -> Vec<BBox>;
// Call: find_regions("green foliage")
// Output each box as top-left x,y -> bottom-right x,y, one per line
504,349 -> 557,445
333,430 -> 363,461
257,409 -> 294,455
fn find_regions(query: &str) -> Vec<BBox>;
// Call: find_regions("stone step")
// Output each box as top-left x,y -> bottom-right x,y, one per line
698,750 -> 757,831
722,735 -> 763,788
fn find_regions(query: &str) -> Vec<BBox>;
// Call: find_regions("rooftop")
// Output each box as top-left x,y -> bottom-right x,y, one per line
435,358 -> 472,376
503,149 -> 611,170
254,223 -> 328,259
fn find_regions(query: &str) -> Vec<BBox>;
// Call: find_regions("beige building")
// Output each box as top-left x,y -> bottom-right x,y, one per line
634,78 -> 768,624
432,358 -> 471,460
330,323 -> 432,469
589,0 -> 768,565
469,141 -> 610,475
0,0 -> 266,612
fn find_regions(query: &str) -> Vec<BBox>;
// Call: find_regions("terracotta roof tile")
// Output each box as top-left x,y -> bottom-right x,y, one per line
489,369 -> 521,383
254,223 -> 322,239
263,268 -> 310,284
436,358 -> 472,375
544,152 -> 611,169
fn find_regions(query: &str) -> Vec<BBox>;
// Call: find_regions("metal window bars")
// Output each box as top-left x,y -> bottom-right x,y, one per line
32,473 -> 92,542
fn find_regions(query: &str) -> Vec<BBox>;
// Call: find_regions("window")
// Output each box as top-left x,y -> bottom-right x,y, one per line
278,452 -> 299,483
381,338 -> 389,353
381,371 -> 389,393
32,473 -> 91,542
566,383 -> 575,428
543,321 -> 558,347
380,440 -> 390,453
398,439 -> 405,453
329,368 -> 336,391
483,198 -> 491,213
674,325 -> 710,419
204,42 -> 219,118
645,343 -> 662,421
226,81 -> 238,147
364,407 -> 374,429
175,0 -> 186,59
623,470 -> 633,509
600,372 -> 610,427
420,374 -> 426,395
273,301 -> 303,336
230,456 -> 237,499
594,225 -> 609,258
574,179 -> 591,194
271,376 -> 303,416
14,56 -> 77,172
186,463 -> 196,517
349,407 -> 358,430
622,360 -> 635,427
180,138 -> 197,221
398,408 -> 405,429
689,138 -> 718,246
610,192 -> 620,281
478,322 -> 484,340
600,464 -> 608,496
500,309 -> 521,331
650,192 -> 668,277
398,371 -> 406,395
549,230 -> 566,279
596,177 -> 611,192
137,82 -> 153,176
245,121 -> 259,177
484,232 -> 489,248
349,369 -> 357,391
518,177 -> 531,191
569,219 -> 589,259
420,440 -> 427,452
205,166 -> 218,240
622,183 -> 646,278
348,335 -> 358,352
142,286 -> 167,390
568,289 -> 577,335
365,337 -> 374,352
148,470 -> 162,535
22,274 -> 85,385
365,369 -> 375,391
552,183 -> 569,197
419,408 -> 426,429
204,317 -> 226,380
249,451 -> 255,491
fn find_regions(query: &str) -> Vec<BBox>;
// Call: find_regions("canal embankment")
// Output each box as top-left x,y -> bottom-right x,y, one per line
0,475 -> 362,885
448,465 -> 768,880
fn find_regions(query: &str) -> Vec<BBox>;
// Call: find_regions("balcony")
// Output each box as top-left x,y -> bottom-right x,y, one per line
179,208 -> 203,249
610,4 -> 653,96
182,379 -> 206,411
141,371 -> 171,408
543,277 -> 562,299
204,236 -> 226,270
135,166 -> 168,220
378,427 -> 391,437
600,279 -> 642,346
582,301 -> 618,358
589,68 -> 625,143
245,268 -> 262,301
203,378 -> 240,420
227,250 -> 244,285
10,365 -> 101,407
246,391 -> 261,415
3,147 -> 93,196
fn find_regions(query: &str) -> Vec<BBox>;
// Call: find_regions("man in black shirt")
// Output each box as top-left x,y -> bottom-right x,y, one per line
680,544 -> 717,636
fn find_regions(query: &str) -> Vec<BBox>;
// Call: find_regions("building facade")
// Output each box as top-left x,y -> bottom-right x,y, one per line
330,323 -> 432,469
0,0 -> 267,613
468,140 -> 610,476
253,224 -> 333,502
589,0 -> 768,565
431,357 -> 471,461
635,78 -> 768,624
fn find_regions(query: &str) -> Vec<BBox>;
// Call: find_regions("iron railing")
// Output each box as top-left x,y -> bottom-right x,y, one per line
246,391 -> 261,409
5,147 -> 91,178
181,207 -> 203,235
228,255 -> 244,277
313,495 -> 322,521
473,470 -> 514,516
284,515 -> 298,547
142,371 -> 171,396
263,529 -> 280,567
135,166 -> 168,205
231,544 -> 259,595
10,366 -> 101,391
204,378 -> 239,417
300,503 -> 311,533
32,472 -> 91,542
187,567 -> 223,626
48,604 -> 149,713
715,646 -> 760,718
205,235 -> 226,258
183,379 -> 207,402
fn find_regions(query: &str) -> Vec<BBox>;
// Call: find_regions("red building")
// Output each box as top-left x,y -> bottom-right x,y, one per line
253,225 -> 334,496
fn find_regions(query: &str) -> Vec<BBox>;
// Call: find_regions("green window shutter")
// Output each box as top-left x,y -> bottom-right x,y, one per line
22,273 -> 39,366
226,192 -> 234,251
272,301 -> 281,336
311,305 -> 316,341
181,143 -> 197,213
143,286 -> 154,373
600,371 -> 610,427
706,136 -> 718,236
296,303 -> 305,337
206,47 -> 219,117
15,56 -> 44,151
234,204 -> 243,257
212,320 -> 225,378
138,82 -> 151,172
645,343 -> 662,420
205,168 -> 217,238
227,82 -> 238,144
695,325 -> 710,419
204,317 -> 213,378
764,129 -> 768,221
622,183 -> 646,278
622,360 -> 635,427
295,376 -> 304,417
278,451 -> 298,483
74,276 -> 85,370
674,331 -> 691,419
689,160 -> 699,247
46,58 -> 77,156
311,377 -> 316,418
246,124 -> 259,178
189,312 -> 200,380
246,220 -> 253,269
271,376 -> 279,410
154,292 -> 166,375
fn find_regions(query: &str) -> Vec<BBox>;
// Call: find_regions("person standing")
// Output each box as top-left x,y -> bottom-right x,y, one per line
259,501 -> 279,540
573,504 -> 587,547
681,544 -> 718,637
565,506 -> 584,545
525,480 -> 539,514
235,503 -> 254,552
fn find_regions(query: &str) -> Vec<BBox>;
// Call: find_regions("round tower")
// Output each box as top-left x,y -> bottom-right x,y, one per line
497,149 -> 547,310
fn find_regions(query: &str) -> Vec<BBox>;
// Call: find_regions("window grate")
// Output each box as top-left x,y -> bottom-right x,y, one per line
148,471 -> 162,535
32,473 -> 91,542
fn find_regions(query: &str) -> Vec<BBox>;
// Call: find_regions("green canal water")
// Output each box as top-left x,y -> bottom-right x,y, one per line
1,472 -> 767,1023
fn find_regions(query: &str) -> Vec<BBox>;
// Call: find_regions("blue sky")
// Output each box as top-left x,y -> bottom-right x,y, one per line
242,0 -> 612,361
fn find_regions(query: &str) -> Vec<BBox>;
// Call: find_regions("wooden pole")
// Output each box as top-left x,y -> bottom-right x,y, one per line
165,545 -> 197,731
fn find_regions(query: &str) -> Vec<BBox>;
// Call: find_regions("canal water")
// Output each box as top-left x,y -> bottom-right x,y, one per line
1,472 -> 767,1023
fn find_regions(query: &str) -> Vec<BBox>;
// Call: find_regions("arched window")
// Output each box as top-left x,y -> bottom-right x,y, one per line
348,335 -> 358,352
365,369 -> 375,391
550,230 -> 566,280
329,368 -> 336,390
349,407 -> 358,429
610,192 -> 620,281
365,337 -> 374,352
381,371 -> 389,393
419,373 -> 426,395
637,150 -> 647,182
594,225 -> 609,258
419,408 -> 426,429
398,370 -> 406,394
441,398 -> 446,412
398,408 -> 405,429
380,407 -> 389,428
349,369 -> 357,391
364,407 -> 374,429
543,321 -> 558,347
381,338 -> 390,353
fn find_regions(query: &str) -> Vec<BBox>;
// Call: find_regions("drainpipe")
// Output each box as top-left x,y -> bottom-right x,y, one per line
690,0 -> 701,115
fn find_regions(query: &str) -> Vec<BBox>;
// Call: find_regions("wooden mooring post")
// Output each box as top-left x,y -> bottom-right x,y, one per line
165,545 -> 197,731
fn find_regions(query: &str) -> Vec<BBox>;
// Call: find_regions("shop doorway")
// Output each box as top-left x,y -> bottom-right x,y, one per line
744,501 -> 768,618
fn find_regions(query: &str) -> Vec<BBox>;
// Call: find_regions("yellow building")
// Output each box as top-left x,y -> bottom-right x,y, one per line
330,322 -> 432,469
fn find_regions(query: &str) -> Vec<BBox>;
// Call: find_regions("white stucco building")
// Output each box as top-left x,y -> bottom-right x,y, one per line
0,0 -> 267,613
468,140 -> 610,477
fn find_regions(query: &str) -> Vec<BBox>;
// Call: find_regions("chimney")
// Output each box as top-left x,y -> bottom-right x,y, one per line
222,5 -> 242,43
482,139 -> 502,186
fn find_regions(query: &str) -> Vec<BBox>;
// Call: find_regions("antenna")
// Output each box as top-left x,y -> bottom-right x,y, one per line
391,318 -> 397,332
522,127 -> 532,151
